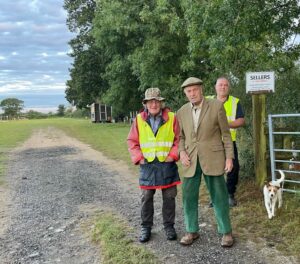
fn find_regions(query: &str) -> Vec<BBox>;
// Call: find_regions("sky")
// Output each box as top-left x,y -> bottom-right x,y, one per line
0,0 -> 74,113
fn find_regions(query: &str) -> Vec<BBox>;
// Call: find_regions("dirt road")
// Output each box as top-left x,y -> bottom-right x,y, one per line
0,128 -> 296,263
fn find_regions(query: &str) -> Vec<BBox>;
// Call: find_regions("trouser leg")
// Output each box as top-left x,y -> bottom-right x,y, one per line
141,189 -> 156,228
204,174 -> 232,234
226,141 -> 240,196
182,162 -> 202,233
162,185 -> 177,228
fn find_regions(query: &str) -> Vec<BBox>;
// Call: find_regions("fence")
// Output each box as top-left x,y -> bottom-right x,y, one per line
268,113 -> 300,193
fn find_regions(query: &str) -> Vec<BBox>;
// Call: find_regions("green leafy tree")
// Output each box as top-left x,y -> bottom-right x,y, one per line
92,0 -> 147,115
0,98 -> 24,119
57,104 -> 66,116
64,0 -> 109,109
128,0 -> 190,110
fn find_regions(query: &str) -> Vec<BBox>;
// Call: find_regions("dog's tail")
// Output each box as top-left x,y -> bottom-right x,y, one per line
271,170 -> 285,187
278,170 -> 285,183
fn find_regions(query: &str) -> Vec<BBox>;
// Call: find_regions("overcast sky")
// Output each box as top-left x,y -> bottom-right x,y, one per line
0,0 -> 74,113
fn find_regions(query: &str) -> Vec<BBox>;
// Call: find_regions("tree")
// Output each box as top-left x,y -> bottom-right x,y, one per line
64,0 -> 109,109
184,0 -> 300,87
0,98 -> 24,119
66,0 -> 300,116
92,0 -> 146,115
57,105 -> 66,116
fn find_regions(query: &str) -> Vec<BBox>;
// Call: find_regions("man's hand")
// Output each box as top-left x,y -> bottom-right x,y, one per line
224,158 -> 233,173
139,159 -> 145,165
180,150 -> 191,167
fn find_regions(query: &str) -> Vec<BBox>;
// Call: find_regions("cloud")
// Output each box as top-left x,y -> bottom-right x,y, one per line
0,0 -> 74,109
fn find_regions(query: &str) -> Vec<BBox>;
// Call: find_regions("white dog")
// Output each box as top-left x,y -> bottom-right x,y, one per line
263,170 -> 285,219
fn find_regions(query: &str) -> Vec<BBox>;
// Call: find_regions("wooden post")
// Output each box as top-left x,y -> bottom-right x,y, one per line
252,94 -> 267,185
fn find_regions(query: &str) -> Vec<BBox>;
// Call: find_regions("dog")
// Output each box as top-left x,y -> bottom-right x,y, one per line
289,157 -> 300,171
263,170 -> 285,219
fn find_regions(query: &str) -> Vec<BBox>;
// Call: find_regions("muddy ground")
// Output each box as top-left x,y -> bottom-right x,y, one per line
0,127 -> 297,264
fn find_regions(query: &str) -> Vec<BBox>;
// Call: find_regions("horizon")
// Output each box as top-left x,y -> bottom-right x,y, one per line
0,93 -> 70,114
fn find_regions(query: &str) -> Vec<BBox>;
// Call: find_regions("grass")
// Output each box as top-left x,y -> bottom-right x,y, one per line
0,118 -> 132,180
0,119 -> 46,180
0,118 -> 299,261
231,181 -> 300,256
92,211 -> 159,264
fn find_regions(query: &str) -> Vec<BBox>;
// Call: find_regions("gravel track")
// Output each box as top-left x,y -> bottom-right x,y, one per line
0,127 -> 296,264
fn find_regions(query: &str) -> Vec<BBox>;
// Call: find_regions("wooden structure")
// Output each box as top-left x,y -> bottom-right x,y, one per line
252,94 -> 267,185
90,103 -> 112,123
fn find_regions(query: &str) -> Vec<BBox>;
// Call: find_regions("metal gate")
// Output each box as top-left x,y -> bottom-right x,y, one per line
268,113 -> 300,193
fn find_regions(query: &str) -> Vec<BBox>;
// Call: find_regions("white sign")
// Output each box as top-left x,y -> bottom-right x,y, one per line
246,71 -> 275,93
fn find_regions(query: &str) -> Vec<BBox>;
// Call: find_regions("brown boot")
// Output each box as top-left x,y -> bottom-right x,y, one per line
180,232 -> 200,245
221,232 -> 234,247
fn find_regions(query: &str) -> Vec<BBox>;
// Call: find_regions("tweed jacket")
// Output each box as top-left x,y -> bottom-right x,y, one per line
177,98 -> 234,177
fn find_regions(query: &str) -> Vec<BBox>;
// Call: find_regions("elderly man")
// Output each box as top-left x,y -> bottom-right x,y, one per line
177,77 -> 234,247
127,88 -> 181,243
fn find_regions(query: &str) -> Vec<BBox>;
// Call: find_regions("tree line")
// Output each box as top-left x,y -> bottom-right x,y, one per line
0,98 -> 67,119
64,0 -> 300,178
64,0 -> 300,118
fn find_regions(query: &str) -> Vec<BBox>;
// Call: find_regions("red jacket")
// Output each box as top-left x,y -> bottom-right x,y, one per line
127,108 -> 180,165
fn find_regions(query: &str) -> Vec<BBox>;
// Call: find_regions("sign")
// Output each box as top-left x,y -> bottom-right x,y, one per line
246,71 -> 275,93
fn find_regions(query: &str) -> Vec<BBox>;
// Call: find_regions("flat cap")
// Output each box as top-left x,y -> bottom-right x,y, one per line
181,77 -> 203,89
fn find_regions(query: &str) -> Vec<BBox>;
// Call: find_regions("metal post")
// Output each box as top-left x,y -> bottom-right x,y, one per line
268,115 -> 275,181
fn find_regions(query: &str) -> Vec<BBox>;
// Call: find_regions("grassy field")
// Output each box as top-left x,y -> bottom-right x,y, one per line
0,118 -> 299,262
0,118 -> 131,180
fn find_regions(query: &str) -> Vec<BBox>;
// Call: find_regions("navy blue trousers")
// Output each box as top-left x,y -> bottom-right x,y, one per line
227,141 -> 239,196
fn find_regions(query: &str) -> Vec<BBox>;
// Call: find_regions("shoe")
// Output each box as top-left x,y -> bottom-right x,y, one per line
180,232 -> 200,245
139,227 -> 151,243
229,195 -> 237,207
208,201 -> 213,208
165,226 -> 177,241
221,232 -> 234,247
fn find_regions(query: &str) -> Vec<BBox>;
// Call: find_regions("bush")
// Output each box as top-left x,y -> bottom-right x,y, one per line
25,110 -> 48,119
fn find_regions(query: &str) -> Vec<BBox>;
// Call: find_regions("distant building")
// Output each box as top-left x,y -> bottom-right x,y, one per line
90,103 -> 112,123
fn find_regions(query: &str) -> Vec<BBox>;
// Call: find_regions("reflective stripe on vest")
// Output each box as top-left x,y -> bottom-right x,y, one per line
137,112 -> 175,162
206,95 -> 239,141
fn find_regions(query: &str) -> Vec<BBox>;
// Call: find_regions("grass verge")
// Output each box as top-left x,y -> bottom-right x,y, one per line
231,180 -> 300,257
199,179 -> 300,259
92,211 -> 159,264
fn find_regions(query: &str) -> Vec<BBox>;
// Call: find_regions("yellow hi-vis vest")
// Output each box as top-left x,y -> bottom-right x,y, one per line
206,95 -> 239,141
137,112 -> 175,162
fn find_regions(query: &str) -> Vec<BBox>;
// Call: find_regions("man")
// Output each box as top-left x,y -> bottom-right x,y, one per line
177,77 -> 234,247
214,77 -> 245,206
127,87 -> 181,243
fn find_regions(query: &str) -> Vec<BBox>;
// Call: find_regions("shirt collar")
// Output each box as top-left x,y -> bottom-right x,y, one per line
190,99 -> 203,110
147,109 -> 162,118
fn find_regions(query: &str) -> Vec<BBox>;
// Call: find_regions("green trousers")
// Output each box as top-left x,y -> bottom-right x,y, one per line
182,161 -> 232,234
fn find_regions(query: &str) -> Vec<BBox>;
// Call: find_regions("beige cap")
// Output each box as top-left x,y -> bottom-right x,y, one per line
181,77 -> 203,89
143,87 -> 165,103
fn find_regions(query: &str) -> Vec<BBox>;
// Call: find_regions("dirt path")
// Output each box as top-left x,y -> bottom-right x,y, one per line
0,127 -> 296,264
